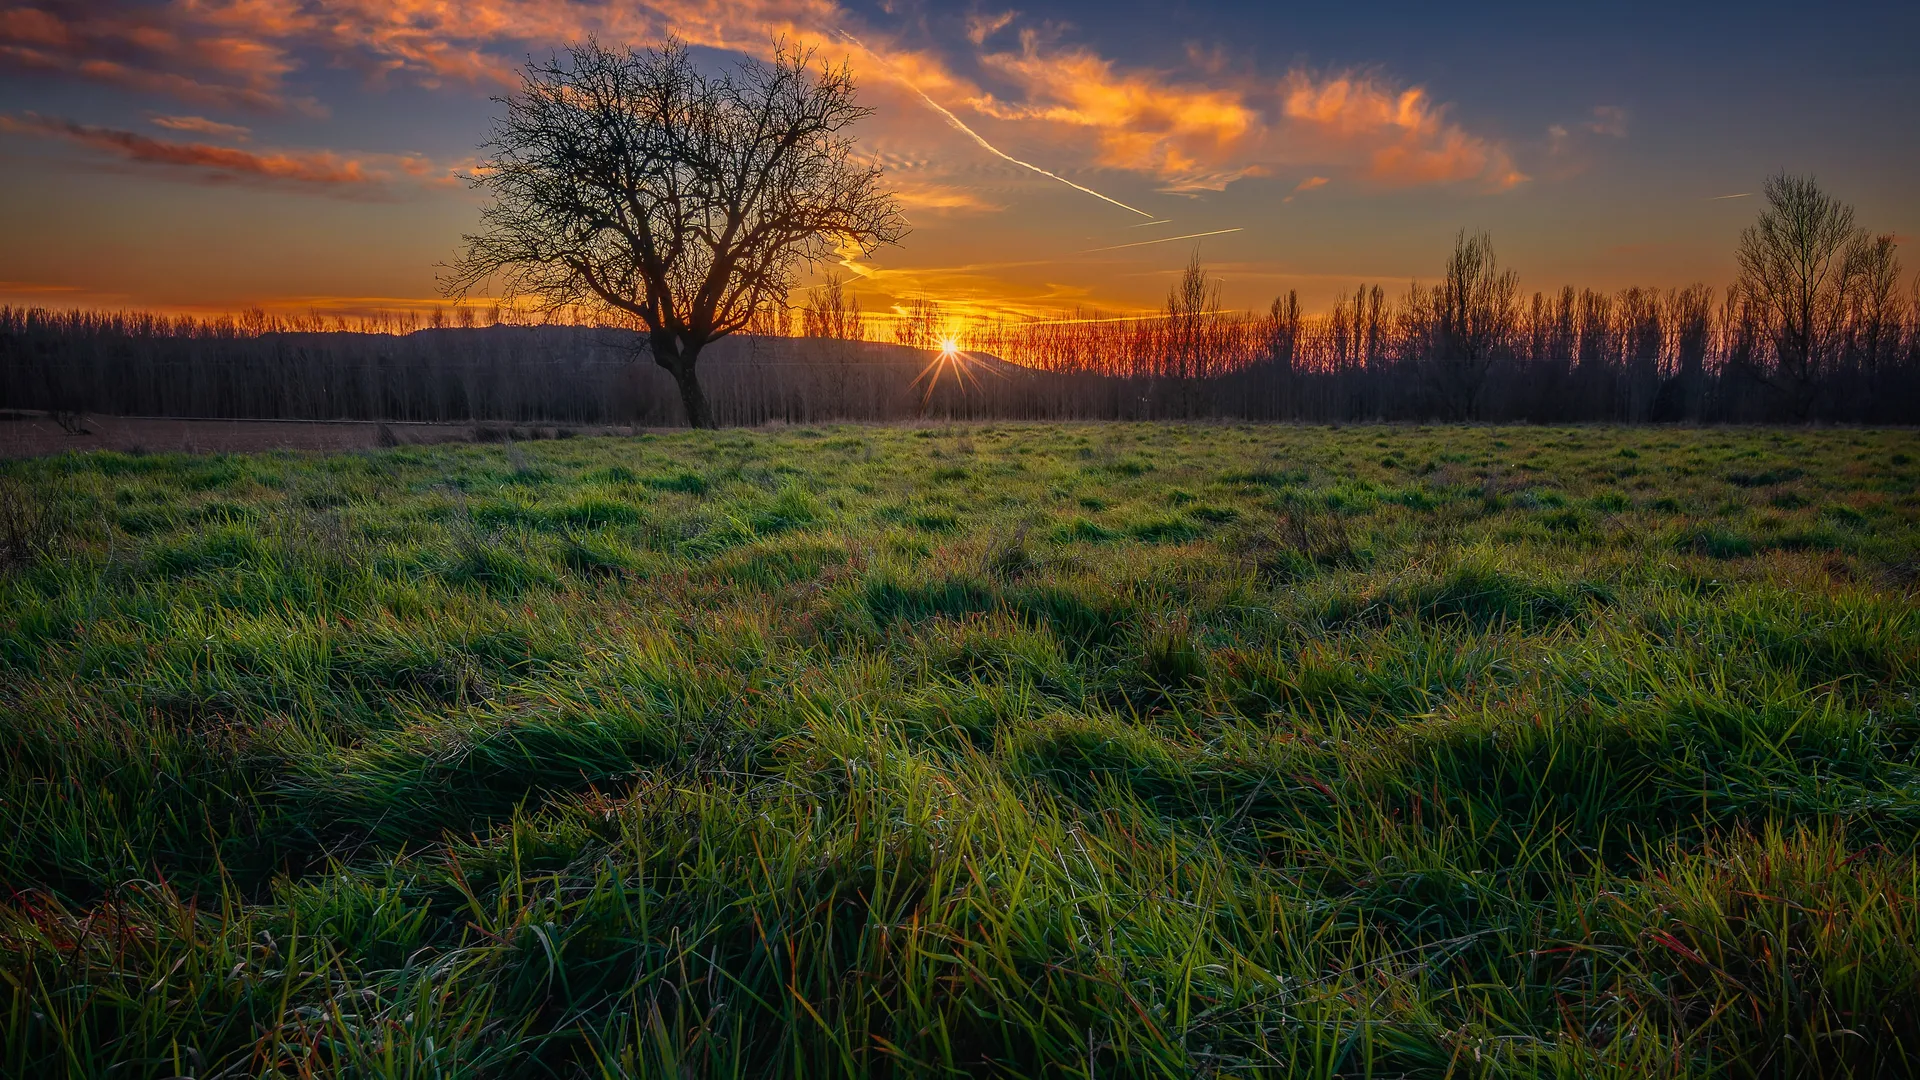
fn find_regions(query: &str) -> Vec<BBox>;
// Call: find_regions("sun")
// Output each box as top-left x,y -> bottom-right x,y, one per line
939,337 -> 960,358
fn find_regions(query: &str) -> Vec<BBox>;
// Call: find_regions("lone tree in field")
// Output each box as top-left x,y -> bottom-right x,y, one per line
1733,173 -> 1872,412
446,39 -> 906,427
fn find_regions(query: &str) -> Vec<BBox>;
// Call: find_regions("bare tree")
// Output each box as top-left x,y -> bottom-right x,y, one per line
1733,173 -> 1869,413
1265,290 -> 1301,373
892,297 -> 943,350
802,272 -> 865,340
1667,284 -> 1714,421
1843,233 -> 1903,373
1165,251 -> 1224,379
1422,230 -> 1517,420
445,39 -> 906,427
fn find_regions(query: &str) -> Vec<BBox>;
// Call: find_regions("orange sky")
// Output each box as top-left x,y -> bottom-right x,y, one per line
2,0 -> 1914,324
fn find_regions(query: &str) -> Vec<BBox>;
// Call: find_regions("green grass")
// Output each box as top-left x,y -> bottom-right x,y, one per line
3,422 -> 1919,1078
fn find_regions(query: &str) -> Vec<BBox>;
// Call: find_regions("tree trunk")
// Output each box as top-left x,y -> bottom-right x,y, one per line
654,337 -> 714,428
672,359 -> 712,428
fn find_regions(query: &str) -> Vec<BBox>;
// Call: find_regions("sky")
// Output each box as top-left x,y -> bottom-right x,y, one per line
1,0 -> 1915,322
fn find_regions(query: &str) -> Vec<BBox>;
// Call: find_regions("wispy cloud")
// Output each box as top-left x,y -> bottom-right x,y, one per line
1585,105 -> 1628,138
966,10 -> 1017,47
3,0 -> 1527,204
891,179 -> 1002,214
149,114 -> 251,140
968,34 -> 1268,193
1282,175 -> 1329,203
839,29 -> 1154,217
0,111 -> 462,194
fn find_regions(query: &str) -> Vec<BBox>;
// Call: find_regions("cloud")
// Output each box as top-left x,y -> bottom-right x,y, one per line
969,34 -> 1266,191
0,2 -> 307,111
1585,105 -> 1627,138
149,113 -> 250,140
940,33 -> 1520,193
1,0 -> 1525,200
1283,175 -> 1329,202
891,180 -> 1001,214
966,10 -> 1016,47
1541,104 -> 1627,178
0,111 -> 470,193
1280,73 -> 1525,190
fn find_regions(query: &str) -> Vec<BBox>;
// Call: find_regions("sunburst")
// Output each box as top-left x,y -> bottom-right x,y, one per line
910,336 -> 1003,412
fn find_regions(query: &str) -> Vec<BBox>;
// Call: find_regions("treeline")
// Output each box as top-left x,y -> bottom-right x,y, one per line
0,316 -> 1065,426
6,290 -> 1916,427
5,177 -> 1916,426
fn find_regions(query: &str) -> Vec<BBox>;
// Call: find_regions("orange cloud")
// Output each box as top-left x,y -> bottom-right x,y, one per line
971,35 -> 1264,191
1,0 -> 1524,203
892,180 -> 1002,215
966,10 -> 1017,47
1,2 -> 304,110
1281,73 -> 1526,190
0,111 -> 458,192
150,113 -> 250,140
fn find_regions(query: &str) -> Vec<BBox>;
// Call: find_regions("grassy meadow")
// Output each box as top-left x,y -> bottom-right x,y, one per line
3,422 -> 1919,1078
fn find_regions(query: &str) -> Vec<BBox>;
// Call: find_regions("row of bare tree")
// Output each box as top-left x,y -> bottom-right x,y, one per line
5,292 -> 1913,427
768,177 -> 1919,423
5,173 -> 1916,426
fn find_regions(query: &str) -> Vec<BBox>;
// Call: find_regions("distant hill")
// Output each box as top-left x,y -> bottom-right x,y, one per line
1,322 -> 1069,425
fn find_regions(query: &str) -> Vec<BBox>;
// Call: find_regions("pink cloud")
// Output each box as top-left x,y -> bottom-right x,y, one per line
149,113 -> 250,140
1281,73 -> 1526,190
1,0 -> 1525,199
0,110 -> 468,193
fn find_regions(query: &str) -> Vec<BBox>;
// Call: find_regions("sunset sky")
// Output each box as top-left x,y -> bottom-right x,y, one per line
2,0 -> 1915,322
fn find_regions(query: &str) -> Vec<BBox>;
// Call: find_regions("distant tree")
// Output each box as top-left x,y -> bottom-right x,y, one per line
1164,251 -> 1224,381
802,272 -> 865,340
446,39 -> 906,427
1732,173 -> 1871,414
1265,290 -> 1301,374
1422,230 -> 1517,420
892,298 -> 943,350
1665,284 -> 1714,421
1842,233 -> 1903,373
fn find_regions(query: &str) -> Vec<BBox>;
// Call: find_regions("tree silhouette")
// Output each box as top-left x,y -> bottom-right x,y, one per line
1733,173 -> 1869,414
446,39 -> 905,427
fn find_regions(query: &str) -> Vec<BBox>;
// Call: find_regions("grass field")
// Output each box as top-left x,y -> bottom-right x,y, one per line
4,423 -> 1919,1078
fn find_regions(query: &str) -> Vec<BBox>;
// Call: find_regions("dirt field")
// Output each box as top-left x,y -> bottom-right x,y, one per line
0,412 -> 629,457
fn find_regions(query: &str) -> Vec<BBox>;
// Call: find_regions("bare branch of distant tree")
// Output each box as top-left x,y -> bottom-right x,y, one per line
1733,173 -> 1869,412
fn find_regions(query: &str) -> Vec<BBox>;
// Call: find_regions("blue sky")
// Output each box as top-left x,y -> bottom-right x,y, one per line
2,0 -> 1913,320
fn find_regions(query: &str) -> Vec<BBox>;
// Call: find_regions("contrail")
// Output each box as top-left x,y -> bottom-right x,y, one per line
1129,218 -> 1174,228
1711,193 -> 1752,200
1081,227 -> 1243,253
834,29 -> 1155,219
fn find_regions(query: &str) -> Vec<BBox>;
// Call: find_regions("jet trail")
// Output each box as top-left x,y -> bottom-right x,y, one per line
1081,227 -> 1243,253
1711,193 -> 1752,200
835,30 -> 1155,219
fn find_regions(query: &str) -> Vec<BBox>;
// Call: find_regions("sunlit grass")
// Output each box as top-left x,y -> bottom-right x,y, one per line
2,422 -> 1918,1077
